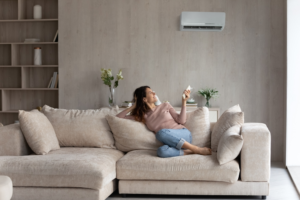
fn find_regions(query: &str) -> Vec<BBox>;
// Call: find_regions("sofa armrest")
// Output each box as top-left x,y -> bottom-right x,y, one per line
0,124 -> 31,156
240,123 -> 271,182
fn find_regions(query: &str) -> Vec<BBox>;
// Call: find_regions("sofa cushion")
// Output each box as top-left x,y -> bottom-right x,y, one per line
117,150 -> 240,183
0,148 -> 124,190
41,105 -> 118,148
18,109 -> 60,155
211,104 -> 244,152
105,114 -> 163,152
217,125 -> 243,165
106,107 -> 210,152
183,107 -> 210,148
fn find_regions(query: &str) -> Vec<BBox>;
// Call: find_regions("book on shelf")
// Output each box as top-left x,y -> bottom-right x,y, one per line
54,74 -> 59,88
48,72 -> 59,88
53,30 -> 58,42
186,102 -> 198,107
47,77 -> 53,88
24,38 -> 40,43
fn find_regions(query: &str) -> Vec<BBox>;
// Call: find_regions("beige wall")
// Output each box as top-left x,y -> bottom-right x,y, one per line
59,0 -> 286,161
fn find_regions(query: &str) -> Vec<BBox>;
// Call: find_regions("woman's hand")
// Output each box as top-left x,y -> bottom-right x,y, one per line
129,96 -> 137,111
182,89 -> 191,102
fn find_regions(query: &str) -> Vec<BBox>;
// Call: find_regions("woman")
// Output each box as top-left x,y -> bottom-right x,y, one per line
116,86 -> 212,158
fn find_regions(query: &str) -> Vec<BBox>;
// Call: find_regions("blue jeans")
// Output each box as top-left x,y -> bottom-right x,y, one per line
155,128 -> 192,158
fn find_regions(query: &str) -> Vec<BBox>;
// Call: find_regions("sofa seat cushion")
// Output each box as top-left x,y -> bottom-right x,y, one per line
0,148 -> 124,190
117,150 -> 240,183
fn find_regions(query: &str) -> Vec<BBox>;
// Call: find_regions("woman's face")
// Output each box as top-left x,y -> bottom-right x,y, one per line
143,88 -> 157,104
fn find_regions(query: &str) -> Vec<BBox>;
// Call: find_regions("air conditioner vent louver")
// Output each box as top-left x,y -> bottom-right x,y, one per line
183,26 -> 222,30
180,12 -> 226,32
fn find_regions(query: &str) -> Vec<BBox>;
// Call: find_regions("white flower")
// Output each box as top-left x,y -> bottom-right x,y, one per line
116,69 -> 124,81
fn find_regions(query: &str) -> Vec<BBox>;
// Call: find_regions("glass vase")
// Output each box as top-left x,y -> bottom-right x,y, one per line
108,86 -> 116,107
205,100 -> 210,108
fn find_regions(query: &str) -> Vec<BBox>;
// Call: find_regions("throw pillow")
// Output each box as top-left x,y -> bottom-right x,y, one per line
183,107 -> 211,148
105,114 -> 163,152
41,105 -> 118,148
217,125 -> 243,165
18,109 -> 60,155
211,104 -> 244,152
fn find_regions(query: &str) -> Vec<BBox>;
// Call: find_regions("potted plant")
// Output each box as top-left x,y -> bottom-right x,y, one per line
198,88 -> 219,107
100,68 -> 123,107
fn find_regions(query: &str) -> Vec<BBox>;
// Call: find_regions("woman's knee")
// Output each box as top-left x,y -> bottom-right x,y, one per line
157,145 -> 170,158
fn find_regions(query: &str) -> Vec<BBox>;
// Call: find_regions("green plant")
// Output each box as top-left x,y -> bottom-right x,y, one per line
198,88 -> 219,107
100,68 -> 123,88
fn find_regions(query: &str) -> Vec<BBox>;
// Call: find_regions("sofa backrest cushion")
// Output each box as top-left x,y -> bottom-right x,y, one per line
211,104 -> 244,152
183,107 -> 211,148
105,114 -> 163,152
18,109 -> 60,155
106,107 -> 210,152
217,125 -> 243,165
41,105 -> 118,148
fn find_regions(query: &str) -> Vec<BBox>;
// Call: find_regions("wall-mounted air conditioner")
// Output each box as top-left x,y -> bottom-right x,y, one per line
180,12 -> 226,31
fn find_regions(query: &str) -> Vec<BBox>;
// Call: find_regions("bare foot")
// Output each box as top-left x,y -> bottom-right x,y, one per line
193,147 -> 212,155
183,149 -> 194,155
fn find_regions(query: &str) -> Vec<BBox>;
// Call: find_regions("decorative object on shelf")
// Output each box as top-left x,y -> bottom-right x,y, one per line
121,101 -> 132,108
186,98 -> 197,107
198,88 -> 219,107
154,94 -> 162,106
33,5 -> 42,19
0,123 -> 3,127
36,106 -> 42,111
101,68 -> 124,107
24,38 -> 40,43
34,47 -> 42,65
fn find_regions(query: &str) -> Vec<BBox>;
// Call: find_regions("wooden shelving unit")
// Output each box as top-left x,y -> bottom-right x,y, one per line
0,0 -> 58,125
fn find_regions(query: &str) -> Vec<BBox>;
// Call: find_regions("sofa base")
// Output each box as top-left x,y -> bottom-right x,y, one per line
119,180 -> 269,196
11,179 -> 117,200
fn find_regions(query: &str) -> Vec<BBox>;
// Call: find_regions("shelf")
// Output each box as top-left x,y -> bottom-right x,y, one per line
0,113 -> 19,126
0,68 -> 21,88
19,0 -> 58,20
0,0 -> 58,125
0,88 -> 58,90
0,19 -> 58,23
0,65 -> 58,68
0,0 -> 18,20
0,110 -> 19,114
22,67 -> 58,88
1,90 -> 58,111
0,22 -> 58,43
12,44 -> 58,65
0,44 -> 11,65
0,42 -> 58,45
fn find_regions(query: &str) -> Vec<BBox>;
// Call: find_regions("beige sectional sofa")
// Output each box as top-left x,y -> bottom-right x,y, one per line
0,107 -> 271,200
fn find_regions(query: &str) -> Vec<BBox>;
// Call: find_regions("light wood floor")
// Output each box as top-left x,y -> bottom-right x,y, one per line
108,162 -> 300,200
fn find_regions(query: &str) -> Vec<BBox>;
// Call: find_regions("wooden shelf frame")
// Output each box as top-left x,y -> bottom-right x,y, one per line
0,0 -> 59,125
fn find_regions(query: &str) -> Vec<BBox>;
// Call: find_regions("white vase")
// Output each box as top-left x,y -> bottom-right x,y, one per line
34,47 -> 42,65
33,5 -> 42,19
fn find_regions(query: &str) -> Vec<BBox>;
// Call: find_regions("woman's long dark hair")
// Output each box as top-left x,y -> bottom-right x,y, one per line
130,86 -> 152,124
